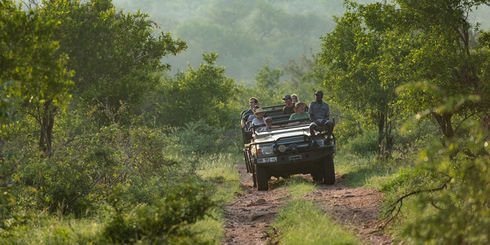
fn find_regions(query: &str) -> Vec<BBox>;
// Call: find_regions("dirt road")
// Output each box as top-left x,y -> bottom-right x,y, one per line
223,165 -> 393,245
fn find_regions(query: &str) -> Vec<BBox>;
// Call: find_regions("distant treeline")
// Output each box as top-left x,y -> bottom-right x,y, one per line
113,0 -> 490,82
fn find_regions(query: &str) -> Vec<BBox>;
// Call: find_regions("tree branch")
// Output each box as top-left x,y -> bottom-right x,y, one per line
379,178 -> 452,230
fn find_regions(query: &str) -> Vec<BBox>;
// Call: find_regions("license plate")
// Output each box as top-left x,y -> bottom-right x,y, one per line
289,155 -> 302,161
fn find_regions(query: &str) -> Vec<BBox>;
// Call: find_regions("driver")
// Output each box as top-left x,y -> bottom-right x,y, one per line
308,90 -> 334,138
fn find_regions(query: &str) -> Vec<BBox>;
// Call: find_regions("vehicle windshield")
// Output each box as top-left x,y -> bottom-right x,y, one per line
249,104 -> 310,134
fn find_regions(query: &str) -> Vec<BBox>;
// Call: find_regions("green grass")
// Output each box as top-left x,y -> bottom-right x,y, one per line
272,200 -> 362,245
269,176 -> 361,245
282,177 -> 317,198
334,151 -> 410,189
0,215 -> 102,244
196,152 -> 241,202
191,152 -> 242,244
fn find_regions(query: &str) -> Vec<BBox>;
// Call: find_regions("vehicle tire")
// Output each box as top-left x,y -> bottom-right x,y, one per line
311,172 -> 323,183
255,165 -> 269,191
252,172 -> 257,188
243,149 -> 250,173
323,155 -> 335,185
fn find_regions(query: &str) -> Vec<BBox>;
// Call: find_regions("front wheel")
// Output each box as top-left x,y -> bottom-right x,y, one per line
323,155 -> 335,185
255,165 -> 270,191
311,172 -> 323,183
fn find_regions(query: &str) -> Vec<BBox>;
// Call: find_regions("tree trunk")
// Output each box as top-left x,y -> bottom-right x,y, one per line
385,116 -> 393,158
377,113 -> 385,155
376,112 -> 394,158
39,101 -> 57,156
432,112 -> 454,138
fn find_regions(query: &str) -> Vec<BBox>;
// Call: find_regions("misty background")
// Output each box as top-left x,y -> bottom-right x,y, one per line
113,0 -> 490,83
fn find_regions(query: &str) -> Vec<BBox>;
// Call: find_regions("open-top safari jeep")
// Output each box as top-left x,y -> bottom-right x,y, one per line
241,105 -> 336,191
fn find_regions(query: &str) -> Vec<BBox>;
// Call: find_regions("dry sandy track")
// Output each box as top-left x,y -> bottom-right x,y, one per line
223,165 -> 393,245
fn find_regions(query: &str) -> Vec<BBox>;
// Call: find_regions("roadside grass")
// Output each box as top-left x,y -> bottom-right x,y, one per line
191,152 -> 241,244
196,152 -> 241,202
0,215 -> 102,244
334,150 -> 413,189
334,148 -> 424,242
271,200 -> 362,245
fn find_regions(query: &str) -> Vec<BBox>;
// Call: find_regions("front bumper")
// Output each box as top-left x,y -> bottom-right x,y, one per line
254,145 -> 335,167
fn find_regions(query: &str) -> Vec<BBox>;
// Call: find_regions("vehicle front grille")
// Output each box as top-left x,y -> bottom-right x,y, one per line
276,136 -> 306,145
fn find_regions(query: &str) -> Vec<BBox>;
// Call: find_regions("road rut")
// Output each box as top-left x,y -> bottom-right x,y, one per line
223,165 -> 393,245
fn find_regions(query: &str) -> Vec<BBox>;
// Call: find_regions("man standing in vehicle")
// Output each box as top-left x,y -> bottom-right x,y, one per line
308,90 -> 334,138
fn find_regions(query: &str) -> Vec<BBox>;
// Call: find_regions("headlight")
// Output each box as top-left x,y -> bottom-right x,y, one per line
257,144 -> 274,156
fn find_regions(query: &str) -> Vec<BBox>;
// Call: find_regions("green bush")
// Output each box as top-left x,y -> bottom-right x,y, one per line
343,129 -> 379,156
172,120 -> 240,154
18,158 -> 97,216
102,177 -> 216,244
383,121 -> 490,244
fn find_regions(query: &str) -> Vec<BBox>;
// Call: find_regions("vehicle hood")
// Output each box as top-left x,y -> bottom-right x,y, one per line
252,125 -> 310,144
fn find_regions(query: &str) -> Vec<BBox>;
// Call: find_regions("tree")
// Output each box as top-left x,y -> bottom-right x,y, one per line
42,0 -> 186,121
394,0 -> 490,138
319,1 -> 403,156
158,52 -> 239,128
0,0 -> 74,155
255,62 -> 282,95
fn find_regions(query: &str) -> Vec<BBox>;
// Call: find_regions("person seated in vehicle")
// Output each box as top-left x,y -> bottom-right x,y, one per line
292,94 -> 308,111
250,107 -> 266,131
246,105 -> 259,120
289,101 -> 309,121
282,94 -> 295,114
291,94 -> 299,104
308,90 -> 334,138
257,117 -> 277,132
241,97 -> 259,128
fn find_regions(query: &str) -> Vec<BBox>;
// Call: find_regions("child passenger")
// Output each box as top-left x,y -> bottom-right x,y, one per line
289,101 -> 309,120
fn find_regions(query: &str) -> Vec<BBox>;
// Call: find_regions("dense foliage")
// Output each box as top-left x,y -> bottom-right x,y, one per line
0,0 -> 489,244
0,0 -> 240,243
317,0 -> 490,244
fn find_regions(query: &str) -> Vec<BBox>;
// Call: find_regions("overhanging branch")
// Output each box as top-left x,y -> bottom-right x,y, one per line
379,178 -> 452,230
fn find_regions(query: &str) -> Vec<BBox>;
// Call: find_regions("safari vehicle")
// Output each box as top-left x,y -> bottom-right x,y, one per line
241,105 -> 336,191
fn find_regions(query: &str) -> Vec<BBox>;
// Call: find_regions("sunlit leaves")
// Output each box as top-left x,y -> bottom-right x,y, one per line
158,52 -> 239,128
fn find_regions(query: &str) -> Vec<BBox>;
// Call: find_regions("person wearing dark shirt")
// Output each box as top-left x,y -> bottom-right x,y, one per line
241,97 -> 258,128
282,94 -> 294,114
308,90 -> 334,138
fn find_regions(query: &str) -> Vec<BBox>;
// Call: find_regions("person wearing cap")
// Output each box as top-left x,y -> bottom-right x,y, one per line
289,101 -> 309,121
282,94 -> 295,114
308,90 -> 334,138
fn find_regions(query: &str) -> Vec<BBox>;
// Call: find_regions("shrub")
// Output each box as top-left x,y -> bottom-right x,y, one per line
343,129 -> 379,156
101,177 -> 216,243
383,121 -> 490,244
18,158 -> 97,216
172,120 -> 239,154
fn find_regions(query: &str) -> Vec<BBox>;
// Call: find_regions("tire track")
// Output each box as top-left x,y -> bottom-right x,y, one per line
223,165 -> 393,245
